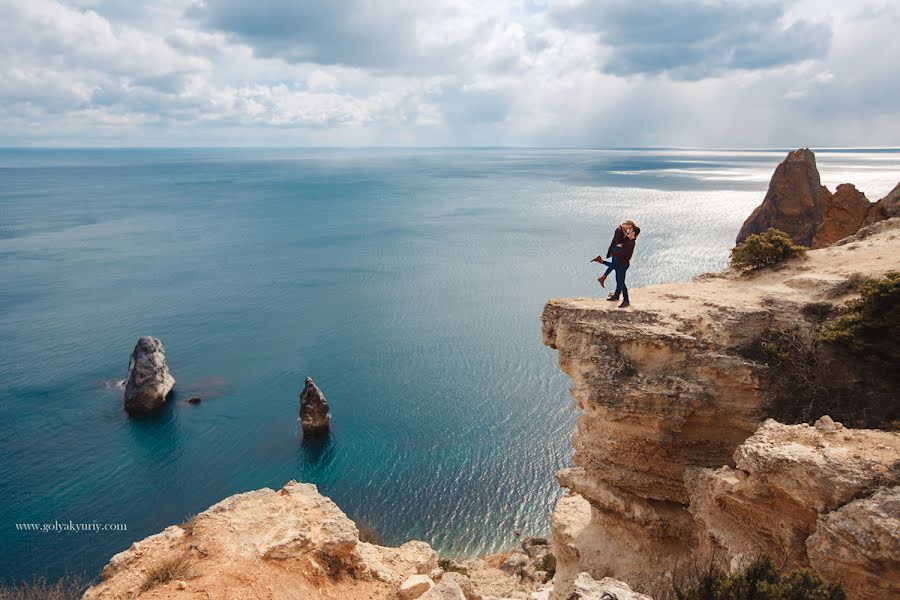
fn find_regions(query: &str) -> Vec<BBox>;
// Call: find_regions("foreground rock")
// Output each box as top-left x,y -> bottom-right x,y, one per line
299,377 -> 331,435
541,219 -> 900,597
81,480 -> 548,600
687,419 -> 899,599
83,480 -> 436,599
123,336 -> 175,415
736,147 -> 898,248
807,486 -> 900,600
531,572 -> 651,600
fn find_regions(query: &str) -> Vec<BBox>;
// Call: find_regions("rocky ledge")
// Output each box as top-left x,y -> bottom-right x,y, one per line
541,219 -> 900,599
82,480 -> 583,600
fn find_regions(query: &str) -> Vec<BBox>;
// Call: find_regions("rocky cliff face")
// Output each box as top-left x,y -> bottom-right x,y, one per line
687,418 -> 899,599
541,219 -> 900,599
736,148 -> 898,249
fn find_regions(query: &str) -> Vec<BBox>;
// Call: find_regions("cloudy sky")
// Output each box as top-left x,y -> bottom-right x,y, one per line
1,0 -> 898,147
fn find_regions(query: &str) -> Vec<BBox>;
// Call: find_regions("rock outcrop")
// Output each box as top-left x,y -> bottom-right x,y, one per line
686,418 -> 899,599
123,336 -> 175,415
807,486 -> 900,600
300,377 -> 331,436
84,480 -> 438,599
735,148 -> 898,249
82,478 -> 555,600
541,219 -> 900,598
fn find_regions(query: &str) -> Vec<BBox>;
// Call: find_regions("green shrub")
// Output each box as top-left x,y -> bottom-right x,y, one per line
820,272 -> 900,359
675,557 -> 845,600
730,228 -> 808,270
541,553 -> 556,582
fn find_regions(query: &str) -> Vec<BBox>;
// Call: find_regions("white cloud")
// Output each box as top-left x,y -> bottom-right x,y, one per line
0,0 -> 897,146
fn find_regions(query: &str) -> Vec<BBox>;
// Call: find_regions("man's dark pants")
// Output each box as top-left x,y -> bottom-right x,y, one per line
613,262 -> 629,302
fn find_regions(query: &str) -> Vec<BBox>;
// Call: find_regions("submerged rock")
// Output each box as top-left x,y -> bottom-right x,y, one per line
299,377 -> 331,436
123,336 -> 175,415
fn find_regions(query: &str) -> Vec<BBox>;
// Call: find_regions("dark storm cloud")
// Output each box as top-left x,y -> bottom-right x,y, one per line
186,0 -> 448,71
552,0 -> 832,79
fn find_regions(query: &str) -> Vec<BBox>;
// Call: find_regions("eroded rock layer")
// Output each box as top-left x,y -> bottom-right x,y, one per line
687,418 -> 899,600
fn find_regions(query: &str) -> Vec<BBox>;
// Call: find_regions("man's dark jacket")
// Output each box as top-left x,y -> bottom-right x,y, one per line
609,237 -> 635,267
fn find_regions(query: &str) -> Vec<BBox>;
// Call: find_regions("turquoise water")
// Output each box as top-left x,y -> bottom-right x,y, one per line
1,148 -> 897,582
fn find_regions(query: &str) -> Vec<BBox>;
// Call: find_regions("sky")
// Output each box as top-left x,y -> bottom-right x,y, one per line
1,0 -> 898,147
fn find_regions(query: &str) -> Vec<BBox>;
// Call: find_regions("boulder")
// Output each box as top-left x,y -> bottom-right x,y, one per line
123,336 -> 175,415
419,579 -> 467,600
569,572 -> 651,600
400,574 -> 435,600
299,376 -> 331,435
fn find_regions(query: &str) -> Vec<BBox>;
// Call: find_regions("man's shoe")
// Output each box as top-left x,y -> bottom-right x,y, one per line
618,300 -> 630,308
598,275 -> 606,287
606,294 -> 618,301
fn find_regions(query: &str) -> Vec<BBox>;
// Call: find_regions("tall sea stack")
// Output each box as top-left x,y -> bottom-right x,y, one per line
123,336 -> 175,415
299,377 -> 331,436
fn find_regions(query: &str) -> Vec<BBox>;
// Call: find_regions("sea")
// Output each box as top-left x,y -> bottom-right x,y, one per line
1,147 -> 897,583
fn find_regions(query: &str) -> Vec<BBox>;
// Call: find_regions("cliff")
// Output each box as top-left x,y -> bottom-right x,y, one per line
541,219 -> 900,599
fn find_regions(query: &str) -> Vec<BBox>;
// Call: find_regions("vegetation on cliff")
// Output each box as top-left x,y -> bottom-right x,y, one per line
730,228 -> 808,271
820,271 -> 900,370
675,557 -> 845,600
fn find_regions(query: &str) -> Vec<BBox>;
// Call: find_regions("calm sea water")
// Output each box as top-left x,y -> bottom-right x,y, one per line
1,148 -> 897,583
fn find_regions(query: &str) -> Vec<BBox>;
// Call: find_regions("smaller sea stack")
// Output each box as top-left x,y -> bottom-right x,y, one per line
123,336 -> 175,415
299,377 -> 331,436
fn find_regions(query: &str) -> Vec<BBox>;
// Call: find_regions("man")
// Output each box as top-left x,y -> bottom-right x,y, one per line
606,226 -> 639,308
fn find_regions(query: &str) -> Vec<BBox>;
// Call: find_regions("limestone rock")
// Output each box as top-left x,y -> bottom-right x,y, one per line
83,480 -> 436,599
808,486 -> 900,600
299,376 -> 331,435
400,574 -> 435,600
123,336 -> 175,415
499,551 -> 529,577
419,579 -> 467,600
441,571 -> 481,600
737,148 -> 825,246
687,419 -> 900,571
553,572 -> 651,600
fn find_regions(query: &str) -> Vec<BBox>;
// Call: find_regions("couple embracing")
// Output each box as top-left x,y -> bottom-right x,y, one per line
591,220 -> 640,308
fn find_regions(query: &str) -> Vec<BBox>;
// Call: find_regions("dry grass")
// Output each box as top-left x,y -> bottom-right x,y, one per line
180,513 -> 201,536
0,573 -> 90,600
138,552 -> 198,593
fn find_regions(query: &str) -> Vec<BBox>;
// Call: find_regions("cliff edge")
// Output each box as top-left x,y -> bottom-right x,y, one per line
541,219 -> 900,599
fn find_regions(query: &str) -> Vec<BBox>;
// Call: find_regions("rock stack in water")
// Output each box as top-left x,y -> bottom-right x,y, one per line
299,377 -> 330,436
123,336 -> 175,415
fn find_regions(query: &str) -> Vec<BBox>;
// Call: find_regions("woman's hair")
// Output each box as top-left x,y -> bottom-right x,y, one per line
624,219 -> 637,228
